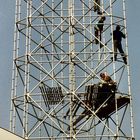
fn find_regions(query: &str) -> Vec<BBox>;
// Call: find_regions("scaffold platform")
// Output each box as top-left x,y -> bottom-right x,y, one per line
71,84 -> 130,126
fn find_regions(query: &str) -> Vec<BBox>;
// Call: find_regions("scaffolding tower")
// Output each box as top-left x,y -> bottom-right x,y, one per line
10,0 -> 135,140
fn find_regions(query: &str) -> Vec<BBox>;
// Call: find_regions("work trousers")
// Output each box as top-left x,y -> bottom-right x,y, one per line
94,0 -> 100,13
113,40 -> 126,60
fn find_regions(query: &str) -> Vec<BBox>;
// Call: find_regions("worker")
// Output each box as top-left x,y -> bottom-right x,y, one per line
94,16 -> 106,46
112,25 -> 127,64
100,72 -> 115,85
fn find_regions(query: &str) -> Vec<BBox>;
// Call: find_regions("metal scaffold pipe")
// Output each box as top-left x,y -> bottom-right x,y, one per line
10,0 -> 135,140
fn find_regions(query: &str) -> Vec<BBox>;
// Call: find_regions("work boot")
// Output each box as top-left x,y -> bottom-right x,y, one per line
97,11 -> 102,15
123,57 -> 127,65
95,39 -> 99,44
94,6 -> 97,12
111,57 -> 117,61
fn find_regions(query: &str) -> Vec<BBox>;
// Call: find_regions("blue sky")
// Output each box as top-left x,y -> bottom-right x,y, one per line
127,1 -> 140,139
0,0 -> 139,139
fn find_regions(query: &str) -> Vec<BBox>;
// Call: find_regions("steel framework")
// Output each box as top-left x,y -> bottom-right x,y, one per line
10,0 -> 135,140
